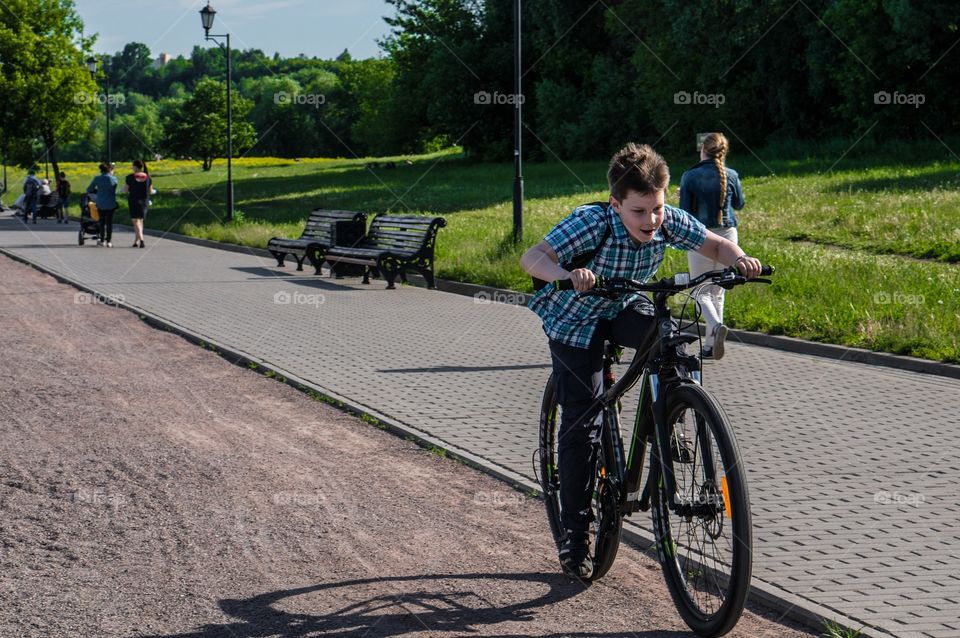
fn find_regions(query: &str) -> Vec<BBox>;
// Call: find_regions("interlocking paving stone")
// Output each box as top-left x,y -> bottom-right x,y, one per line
2,216 -> 959,637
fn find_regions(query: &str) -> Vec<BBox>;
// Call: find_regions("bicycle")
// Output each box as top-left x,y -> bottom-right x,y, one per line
535,265 -> 773,637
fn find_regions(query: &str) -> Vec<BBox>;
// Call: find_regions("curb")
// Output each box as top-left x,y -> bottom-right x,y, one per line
0,243 -> 896,638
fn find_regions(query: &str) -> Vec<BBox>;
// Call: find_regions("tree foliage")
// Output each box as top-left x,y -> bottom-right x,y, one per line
0,0 -> 98,176
381,0 -> 960,159
164,77 -> 256,170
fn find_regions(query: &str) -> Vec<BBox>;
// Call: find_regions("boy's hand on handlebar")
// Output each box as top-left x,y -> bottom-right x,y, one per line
568,268 -> 596,292
734,255 -> 763,279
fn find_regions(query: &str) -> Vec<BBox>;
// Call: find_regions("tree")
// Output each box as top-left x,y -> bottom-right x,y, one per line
340,58 -> 399,155
164,77 -> 256,170
244,75 -> 320,157
108,42 -> 152,93
381,0 -> 487,154
111,96 -> 163,162
0,0 -> 99,179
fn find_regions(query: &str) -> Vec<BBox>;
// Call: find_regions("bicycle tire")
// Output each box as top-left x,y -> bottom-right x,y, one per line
650,382 -> 752,637
538,374 -> 624,581
590,407 -> 623,580
538,374 -> 564,549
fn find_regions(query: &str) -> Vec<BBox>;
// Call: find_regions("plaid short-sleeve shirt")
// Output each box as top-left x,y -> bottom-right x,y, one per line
528,202 -> 707,349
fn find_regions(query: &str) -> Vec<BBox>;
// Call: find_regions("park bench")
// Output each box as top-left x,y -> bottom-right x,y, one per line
267,209 -> 367,274
324,214 -> 447,289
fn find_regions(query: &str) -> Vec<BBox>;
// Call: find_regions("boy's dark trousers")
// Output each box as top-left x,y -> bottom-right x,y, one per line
548,300 -> 659,535
98,208 -> 115,243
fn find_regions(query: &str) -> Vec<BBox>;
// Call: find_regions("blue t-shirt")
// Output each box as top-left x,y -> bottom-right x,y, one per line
86,174 -> 118,211
528,203 -> 707,348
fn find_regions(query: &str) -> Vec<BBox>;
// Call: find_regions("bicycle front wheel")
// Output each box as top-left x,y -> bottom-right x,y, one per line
650,383 -> 752,637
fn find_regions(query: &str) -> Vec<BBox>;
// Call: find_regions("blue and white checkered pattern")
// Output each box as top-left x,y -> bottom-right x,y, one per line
528,203 -> 707,348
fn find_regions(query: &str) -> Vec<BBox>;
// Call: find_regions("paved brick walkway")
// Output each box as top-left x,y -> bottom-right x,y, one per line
2,215 -> 959,637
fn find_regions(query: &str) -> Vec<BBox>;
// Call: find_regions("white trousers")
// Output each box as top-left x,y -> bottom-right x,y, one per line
687,227 -> 738,347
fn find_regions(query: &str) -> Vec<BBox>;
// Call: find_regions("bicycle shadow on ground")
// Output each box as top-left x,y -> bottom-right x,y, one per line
134,572 -> 692,638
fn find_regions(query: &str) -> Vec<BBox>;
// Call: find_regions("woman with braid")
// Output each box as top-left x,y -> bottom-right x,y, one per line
679,132 -> 745,360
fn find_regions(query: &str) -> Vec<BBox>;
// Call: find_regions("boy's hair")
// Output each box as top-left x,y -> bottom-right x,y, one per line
607,143 -> 670,200
99,162 -> 110,174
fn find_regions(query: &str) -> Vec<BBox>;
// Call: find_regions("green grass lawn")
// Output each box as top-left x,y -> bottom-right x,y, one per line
12,148 -> 960,363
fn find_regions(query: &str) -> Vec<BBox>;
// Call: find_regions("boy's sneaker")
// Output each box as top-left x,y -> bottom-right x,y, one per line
559,531 -> 593,581
96,240 -> 103,246
106,242 -> 112,248
704,324 -> 729,361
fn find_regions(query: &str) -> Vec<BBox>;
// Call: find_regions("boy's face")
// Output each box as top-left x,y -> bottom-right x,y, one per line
611,189 -> 665,244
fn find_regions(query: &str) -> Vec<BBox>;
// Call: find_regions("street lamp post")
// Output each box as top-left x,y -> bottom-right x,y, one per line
200,2 -> 234,222
86,56 -> 111,165
512,0 -> 523,243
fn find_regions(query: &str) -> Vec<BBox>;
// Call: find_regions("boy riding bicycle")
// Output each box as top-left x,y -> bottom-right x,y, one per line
520,142 -> 763,580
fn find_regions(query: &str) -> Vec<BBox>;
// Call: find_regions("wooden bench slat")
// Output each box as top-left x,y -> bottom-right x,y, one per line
370,220 -> 435,231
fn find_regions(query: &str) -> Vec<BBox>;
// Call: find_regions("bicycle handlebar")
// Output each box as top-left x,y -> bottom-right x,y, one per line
551,265 -> 774,296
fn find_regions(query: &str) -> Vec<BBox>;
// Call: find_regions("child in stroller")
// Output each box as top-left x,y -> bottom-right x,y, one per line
78,193 -> 101,246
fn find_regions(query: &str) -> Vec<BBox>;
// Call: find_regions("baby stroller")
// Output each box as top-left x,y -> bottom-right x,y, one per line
78,193 -> 101,246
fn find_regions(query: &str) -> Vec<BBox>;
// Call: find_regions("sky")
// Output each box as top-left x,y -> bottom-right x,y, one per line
76,0 -> 396,61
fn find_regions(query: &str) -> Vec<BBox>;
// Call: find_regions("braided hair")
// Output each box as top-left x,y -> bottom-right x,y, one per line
701,133 -> 729,226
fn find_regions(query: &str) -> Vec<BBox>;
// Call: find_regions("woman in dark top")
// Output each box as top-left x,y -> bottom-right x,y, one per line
123,159 -> 152,248
679,132 -> 745,360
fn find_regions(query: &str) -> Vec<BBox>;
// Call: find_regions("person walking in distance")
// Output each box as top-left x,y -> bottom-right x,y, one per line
86,163 -> 118,247
56,171 -> 72,224
123,159 -> 152,248
678,133 -> 746,360
22,168 -> 41,224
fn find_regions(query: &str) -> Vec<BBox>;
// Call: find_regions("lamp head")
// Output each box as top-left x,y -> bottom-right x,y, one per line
200,3 -> 217,35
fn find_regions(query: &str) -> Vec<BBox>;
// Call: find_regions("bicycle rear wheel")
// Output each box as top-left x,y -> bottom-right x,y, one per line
650,383 -> 752,637
538,374 -> 623,581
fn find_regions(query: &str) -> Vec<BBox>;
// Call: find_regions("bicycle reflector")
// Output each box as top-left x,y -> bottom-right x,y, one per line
721,476 -> 733,519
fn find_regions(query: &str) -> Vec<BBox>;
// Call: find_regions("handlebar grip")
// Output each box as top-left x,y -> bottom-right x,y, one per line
734,264 -> 775,276
552,276 -> 605,291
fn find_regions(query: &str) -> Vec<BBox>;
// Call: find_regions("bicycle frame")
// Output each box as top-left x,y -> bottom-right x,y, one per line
582,290 -> 705,519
